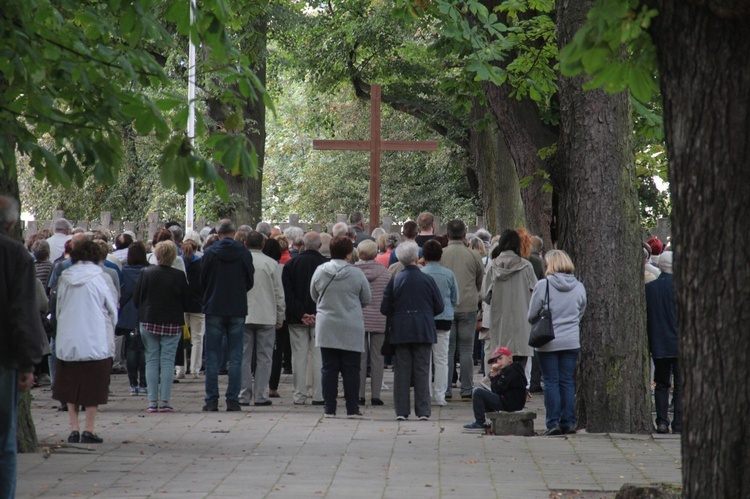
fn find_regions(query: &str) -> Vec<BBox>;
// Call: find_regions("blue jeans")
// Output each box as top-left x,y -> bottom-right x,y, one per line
204,315 -> 245,403
471,386 -> 505,424
0,365 -> 18,498
447,312 -> 476,397
537,349 -> 579,430
140,328 -> 180,403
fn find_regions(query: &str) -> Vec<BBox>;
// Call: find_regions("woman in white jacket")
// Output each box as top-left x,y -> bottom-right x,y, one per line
53,239 -> 118,444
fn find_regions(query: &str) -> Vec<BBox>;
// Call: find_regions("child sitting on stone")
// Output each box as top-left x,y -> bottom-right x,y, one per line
464,346 -> 527,430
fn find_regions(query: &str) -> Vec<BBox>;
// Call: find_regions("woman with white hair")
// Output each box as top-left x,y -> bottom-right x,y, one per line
381,241 -> 444,421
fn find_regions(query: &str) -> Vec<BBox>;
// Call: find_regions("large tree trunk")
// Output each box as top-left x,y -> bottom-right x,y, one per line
482,81 -> 555,246
649,2 -> 750,496
207,22 -> 267,227
556,0 -> 651,433
470,103 -> 525,233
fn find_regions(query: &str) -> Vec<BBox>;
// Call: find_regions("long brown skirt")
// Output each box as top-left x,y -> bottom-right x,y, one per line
53,358 -> 113,406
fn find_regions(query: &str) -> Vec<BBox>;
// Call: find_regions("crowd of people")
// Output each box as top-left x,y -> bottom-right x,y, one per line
1,198 -> 680,495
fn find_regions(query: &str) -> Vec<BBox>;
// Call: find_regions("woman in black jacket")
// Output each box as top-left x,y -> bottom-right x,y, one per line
133,241 -> 190,413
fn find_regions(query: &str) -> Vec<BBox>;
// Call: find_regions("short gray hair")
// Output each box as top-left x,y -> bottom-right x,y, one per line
216,219 -> 236,235
284,226 -> 304,241
396,241 -> 419,265
256,222 -> 272,237
302,231 -> 322,251
358,239 -> 378,260
332,222 -> 348,237
54,218 -> 72,233
0,196 -> 19,228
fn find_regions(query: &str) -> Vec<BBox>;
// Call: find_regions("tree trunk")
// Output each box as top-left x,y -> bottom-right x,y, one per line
469,103 -> 525,233
208,22 -> 267,227
556,0 -> 651,433
649,2 -> 750,496
482,81 -> 555,246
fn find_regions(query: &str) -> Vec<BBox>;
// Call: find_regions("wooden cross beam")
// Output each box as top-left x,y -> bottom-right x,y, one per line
313,84 -> 438,233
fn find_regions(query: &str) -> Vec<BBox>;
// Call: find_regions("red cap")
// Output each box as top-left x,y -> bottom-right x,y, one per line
488,346 -> 512,363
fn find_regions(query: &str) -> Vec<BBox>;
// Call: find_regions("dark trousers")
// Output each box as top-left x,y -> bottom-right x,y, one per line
393,343 -> 432,418
653,357 -> 681,431
529,352 -> 542,391
125,331 -> 146,388
472,386 -> 506,424
512,356 -> 528,369
320,347 -> 361,416
269,322 -> 290,390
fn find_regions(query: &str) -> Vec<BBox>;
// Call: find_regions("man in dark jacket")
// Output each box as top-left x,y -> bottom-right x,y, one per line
645,251 -> 681,434
464,346 -> 527,429
282,231 -> 328,405
0,196 -> 46,497
200,219 -> 254,412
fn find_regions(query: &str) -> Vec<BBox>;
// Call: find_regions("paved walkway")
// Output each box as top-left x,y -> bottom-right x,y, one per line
18,369 -> 681,498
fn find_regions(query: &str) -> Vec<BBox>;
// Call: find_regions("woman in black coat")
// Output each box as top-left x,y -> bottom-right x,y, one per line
381,241 -> 444,421
133,241 -> 190,413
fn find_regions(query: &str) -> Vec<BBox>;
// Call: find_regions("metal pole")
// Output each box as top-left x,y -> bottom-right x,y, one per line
185,0 -> 197,232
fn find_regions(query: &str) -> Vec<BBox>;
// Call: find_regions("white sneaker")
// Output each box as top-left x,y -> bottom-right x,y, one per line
396,415 -> 407,421
418,415 -> 429,421
434,397 -> 447,407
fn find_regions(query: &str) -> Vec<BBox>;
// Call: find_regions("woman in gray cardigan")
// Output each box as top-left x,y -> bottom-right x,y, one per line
310,236 -> 371,418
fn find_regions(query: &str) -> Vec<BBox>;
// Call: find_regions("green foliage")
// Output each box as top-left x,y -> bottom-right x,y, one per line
1,0 -> 267,198
558,0 -> 659,103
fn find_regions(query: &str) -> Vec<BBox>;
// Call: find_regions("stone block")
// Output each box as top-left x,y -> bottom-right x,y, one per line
486,410 -> 536,436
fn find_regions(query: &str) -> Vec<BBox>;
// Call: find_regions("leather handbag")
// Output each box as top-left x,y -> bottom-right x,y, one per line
528,280 -> 555,348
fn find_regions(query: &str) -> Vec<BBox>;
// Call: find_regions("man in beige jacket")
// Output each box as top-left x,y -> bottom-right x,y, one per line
238,231 -> 285,406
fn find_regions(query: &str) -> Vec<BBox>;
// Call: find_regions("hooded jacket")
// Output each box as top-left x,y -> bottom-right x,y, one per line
311,259 -> 371,352
201,237 -> 255,316
55,262 -> 117,361
482,251 -> 538,357
491,361 -> 528,411
527,273 -> 587,353
355,259 -> 390,332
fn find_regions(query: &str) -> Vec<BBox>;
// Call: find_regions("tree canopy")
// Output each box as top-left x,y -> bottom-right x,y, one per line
1,0 -> 268,199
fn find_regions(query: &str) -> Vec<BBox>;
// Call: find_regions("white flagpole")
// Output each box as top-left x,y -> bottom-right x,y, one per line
185,0 -> 197,232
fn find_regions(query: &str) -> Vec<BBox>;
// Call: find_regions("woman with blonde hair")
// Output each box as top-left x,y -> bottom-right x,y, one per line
527,249 -> 587,436
133,241 -> 190,413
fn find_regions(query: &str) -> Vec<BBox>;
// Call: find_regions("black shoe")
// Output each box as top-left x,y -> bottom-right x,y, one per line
671,428 -> 681,434
202,399 -> 219,412
561,426 -> 576,435
67,431 -> 80,443
226,400 -> 242,412
58,404 -> 68,412
656,423 -> 669,434
238,402 -> 250,406
311,400 -> 325,406
269,391 -> 281,398
254,400 -> 273,406
371,398 -> 384,406
358,398 -> 366,406
542,426 -> 563,436
80,431 -> 103,444
283,368 -> 292,375
528,385 -> 543,393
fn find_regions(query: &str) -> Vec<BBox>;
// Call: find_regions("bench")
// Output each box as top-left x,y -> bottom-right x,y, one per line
485,411 -> 537,436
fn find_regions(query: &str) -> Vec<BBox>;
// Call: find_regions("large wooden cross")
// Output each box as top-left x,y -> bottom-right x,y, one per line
313,84 -> 438,233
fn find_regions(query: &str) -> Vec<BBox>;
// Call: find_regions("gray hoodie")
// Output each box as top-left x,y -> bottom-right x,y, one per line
310,259 -> 372,352
527,273 -> 587,352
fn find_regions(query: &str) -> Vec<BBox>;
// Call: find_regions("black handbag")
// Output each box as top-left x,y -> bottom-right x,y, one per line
528,279 -> 555,348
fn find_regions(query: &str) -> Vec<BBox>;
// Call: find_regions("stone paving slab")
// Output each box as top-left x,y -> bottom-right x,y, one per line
17,368 -> 681,498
